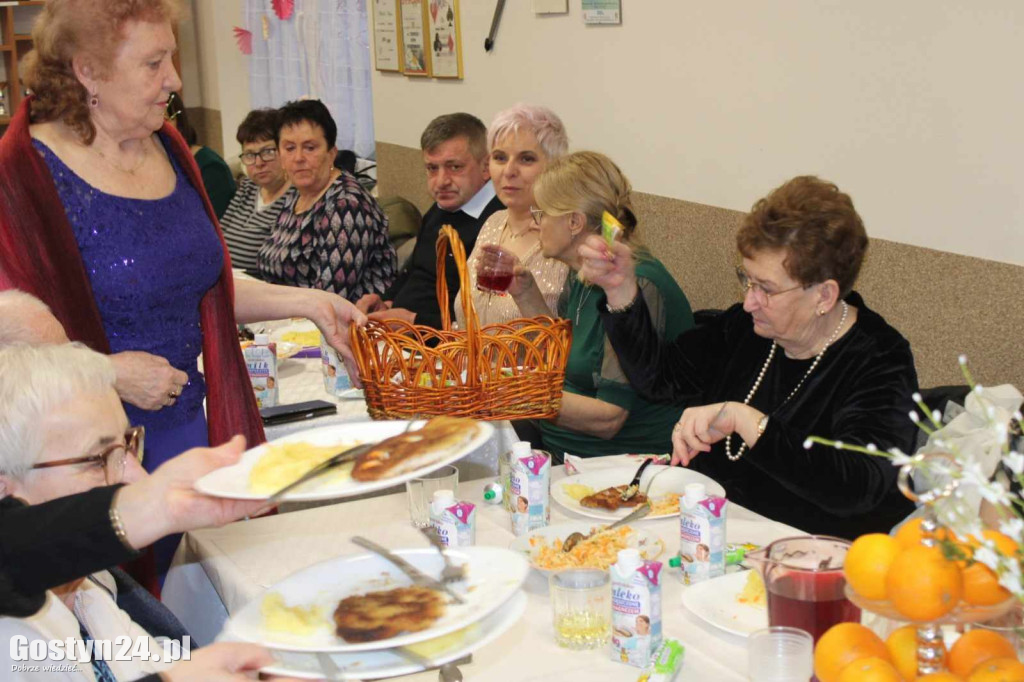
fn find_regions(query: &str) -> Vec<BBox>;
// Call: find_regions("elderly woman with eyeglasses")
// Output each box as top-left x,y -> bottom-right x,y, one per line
219,108 -> 295,272
579,176 -> 918,538
0,343 -> 172,682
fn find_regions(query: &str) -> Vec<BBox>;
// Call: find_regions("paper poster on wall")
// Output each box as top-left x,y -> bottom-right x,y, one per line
372,0 -> 401,71
400,0 -> 430,77
582,0 -> 621,25
426,0 -> 463,79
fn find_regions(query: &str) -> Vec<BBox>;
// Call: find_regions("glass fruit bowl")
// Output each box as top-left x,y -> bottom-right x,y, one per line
845,584 -> 1016,625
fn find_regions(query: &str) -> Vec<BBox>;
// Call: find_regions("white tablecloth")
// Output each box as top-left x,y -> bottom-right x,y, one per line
164,455 -> 802,680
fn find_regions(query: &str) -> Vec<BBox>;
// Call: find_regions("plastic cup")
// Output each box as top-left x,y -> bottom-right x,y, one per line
748,626 -> 813,682
549,570 -> 610,650
405,465 -> 458,528
476,247 -> 516,295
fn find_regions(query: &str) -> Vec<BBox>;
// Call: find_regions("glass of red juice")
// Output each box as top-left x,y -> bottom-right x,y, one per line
747,536 -> 861,646
476,247 -> 517,296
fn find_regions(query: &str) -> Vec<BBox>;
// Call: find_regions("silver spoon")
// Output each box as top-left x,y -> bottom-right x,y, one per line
561,502 -> 652,552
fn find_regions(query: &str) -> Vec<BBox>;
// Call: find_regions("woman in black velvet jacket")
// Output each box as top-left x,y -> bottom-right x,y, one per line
578,176 -> 917,538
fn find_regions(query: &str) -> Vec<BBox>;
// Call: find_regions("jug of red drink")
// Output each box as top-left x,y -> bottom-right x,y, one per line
745,535 -> 861,647
476,246 -> 517,295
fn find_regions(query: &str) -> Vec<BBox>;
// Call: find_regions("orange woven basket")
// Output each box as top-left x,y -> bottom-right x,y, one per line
350,225 -> 572,421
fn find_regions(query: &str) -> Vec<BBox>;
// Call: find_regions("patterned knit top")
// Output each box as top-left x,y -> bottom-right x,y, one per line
257,170 -> 397,300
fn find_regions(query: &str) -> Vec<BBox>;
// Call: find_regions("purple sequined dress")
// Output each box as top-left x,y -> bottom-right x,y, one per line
35,135 -> 224,471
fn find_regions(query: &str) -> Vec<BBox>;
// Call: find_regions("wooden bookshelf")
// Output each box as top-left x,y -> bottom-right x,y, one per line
0,2 -> 44,134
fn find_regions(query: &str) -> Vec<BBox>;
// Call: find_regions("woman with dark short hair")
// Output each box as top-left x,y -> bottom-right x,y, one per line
579,176 -> 918,538
258,99 -> 397,300
219,108 -> 294,271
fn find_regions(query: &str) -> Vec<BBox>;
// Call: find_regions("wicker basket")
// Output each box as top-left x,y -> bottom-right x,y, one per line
350,225 -> 572,420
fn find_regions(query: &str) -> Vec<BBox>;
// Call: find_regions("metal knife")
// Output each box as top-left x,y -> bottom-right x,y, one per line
351,537 -> 466,604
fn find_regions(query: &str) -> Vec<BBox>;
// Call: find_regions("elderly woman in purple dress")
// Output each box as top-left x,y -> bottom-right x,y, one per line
0,0 -> 364,471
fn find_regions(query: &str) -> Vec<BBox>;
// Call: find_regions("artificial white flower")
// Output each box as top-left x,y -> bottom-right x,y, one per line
998,517 -> 1024,544
1005,451 -> 1024,476
974,545 -> 1000,573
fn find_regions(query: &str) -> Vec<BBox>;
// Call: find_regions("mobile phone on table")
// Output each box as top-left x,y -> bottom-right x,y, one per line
260,400 -> 337,425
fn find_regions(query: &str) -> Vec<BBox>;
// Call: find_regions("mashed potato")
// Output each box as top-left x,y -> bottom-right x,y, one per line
736,570 -> 766,608
261,593 -> 328,635
279,330 -> 321,347
248,440 -> 359,494
561,483 -> 595,501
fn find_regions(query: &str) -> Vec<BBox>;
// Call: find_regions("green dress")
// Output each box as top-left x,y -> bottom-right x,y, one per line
539,258 -> 694,457
194,146 -> 237,219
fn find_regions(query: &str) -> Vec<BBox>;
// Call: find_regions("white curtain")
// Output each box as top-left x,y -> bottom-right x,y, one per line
245,0 -> 376,159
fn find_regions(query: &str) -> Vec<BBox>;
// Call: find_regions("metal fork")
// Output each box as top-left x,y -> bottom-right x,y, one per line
418,526 -> 466,583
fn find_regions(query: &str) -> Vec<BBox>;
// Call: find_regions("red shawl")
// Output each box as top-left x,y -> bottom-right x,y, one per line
0,99 -> 265,449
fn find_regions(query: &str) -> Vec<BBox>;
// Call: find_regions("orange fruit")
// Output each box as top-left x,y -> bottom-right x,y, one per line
896,518 -> 948,549
847,534 -> 902,600
962,561 -> 1012,606
889,624 -> 948,680
815,622 -> 891,682
838,656 -> 903,682
968,657 -> 1024,682
915,674 -> 965,681
887,545 -> 963,621
948,630 -> 1018,678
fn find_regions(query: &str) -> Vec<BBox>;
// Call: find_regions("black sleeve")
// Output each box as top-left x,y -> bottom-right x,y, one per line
745,337 -> 919,516
598,291 -> 733,404
0,485 -> 139,617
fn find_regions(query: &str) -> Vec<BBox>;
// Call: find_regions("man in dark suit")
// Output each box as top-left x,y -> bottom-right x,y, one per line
356,113 -> 503,328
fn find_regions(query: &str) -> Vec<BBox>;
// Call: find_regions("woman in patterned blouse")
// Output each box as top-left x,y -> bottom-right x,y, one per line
258,100 -> 397,301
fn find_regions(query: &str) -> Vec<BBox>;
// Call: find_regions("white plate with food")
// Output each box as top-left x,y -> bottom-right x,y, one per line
552,466 -> 726,520
680,569 -> 768,637
246,591 -> 527,679
195,417 -> 492,501
510,521 -> 665,574
226,546 -> 529,653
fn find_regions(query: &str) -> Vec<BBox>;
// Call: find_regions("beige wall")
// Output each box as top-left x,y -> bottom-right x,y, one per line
178,0 -> 249,156
370,1 -> 1024,266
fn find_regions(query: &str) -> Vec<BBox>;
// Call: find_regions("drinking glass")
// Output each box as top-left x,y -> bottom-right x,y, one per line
406,465 -> 458,528
748,626 -> 814,682
746,535 -> 861,644
498,449 -> 513,512
549,570 -> 610,650
476,247 -> 517,296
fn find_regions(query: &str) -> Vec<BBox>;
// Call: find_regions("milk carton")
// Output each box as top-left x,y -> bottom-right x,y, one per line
610,549 -> 662,668
320,335 -> 352,395
242,334 -> 278,408
509,443 -> 549,536
678,483 -> 727,585
428,490 -> 476,547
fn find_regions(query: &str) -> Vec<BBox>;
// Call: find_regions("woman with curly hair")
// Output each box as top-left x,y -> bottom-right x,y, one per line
0,0 -> 364,575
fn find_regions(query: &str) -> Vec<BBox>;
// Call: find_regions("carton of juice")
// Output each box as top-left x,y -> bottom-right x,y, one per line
242,334 -> 278,408
428,490 -> 476,547
610,549 -> 663,668
509,445 -> 550,536
678,483 -> 727,585
319,335 -> 351,395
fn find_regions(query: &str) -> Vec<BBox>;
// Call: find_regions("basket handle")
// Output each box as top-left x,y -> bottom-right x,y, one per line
435,225 -> 480,377
435,225 -> 479,333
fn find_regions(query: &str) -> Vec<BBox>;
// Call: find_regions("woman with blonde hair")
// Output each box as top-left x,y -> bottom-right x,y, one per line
457,104 -> 569,328
506,151 -> 693,457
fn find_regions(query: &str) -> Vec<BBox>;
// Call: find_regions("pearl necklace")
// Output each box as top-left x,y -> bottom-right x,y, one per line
724,301 -> 849,462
